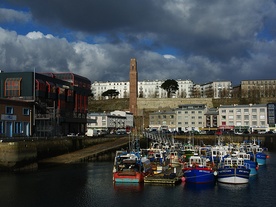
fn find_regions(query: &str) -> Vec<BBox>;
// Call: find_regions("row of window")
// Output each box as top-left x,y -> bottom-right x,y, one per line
221,108 -> 266,113
221,115 -> 266,120
5,106 -> 30,115
0,121 -> 28,134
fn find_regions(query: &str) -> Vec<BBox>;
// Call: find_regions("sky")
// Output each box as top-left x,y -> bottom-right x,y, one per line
1,0 -> 276,86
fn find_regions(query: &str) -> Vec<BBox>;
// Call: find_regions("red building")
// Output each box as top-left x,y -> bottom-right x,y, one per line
0,71 -> 91,138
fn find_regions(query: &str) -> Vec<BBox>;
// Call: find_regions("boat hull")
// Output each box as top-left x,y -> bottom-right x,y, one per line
244,160 -> 258,176
183,167 -> 215,184
217,168 -> 250,184
113,171 -> 144,183
256,153 -> 267,165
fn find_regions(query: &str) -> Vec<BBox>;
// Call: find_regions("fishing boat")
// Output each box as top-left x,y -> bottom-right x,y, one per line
145,148 -> 170,174
217,156 -> 251,184
182,154 -> 215,184
236,151 -> 258,176
243,139 -> 269,166
168,150 -> 181,167
113,150 -> 152,183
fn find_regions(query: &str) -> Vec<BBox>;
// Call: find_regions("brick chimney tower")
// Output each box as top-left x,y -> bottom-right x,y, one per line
129,58 -> 138,116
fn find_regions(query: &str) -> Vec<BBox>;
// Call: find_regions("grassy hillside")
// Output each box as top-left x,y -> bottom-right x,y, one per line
88,97 -> 129,113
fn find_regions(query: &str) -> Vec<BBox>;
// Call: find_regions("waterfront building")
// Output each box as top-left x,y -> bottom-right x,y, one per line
0,98 -> 32,138
175,104 -> 208,132
148,110 -> 176,132
217,104 -> 269,133
86,112 -> 129,134
110,110 -> 133,132
0,71 -> 91,137
203,108 -> 219,131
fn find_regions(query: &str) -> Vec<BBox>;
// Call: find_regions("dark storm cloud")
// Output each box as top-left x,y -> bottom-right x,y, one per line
1,0 -> 276,85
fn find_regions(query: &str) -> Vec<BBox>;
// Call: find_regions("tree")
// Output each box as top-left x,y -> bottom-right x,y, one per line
102,89 -> 119,99
161,79 -> 179,98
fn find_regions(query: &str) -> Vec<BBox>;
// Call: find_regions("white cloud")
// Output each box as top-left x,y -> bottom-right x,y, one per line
26,31 -> 54,39
0,8 -> 31,23
163,54 -> 176,59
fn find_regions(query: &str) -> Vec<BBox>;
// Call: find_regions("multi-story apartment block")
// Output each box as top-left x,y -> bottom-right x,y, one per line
175,104 -> 207,132
92,79 -> 194,100
149,110 -> 176,132
92,81 -> 129,100
240,79 -> 276,98
86,111 -> 133,135
110,110 -> 134,131
218,104 -> 269,132
200,81 -> 232,99
0,71 -> 91,137
204,108 -> 219,130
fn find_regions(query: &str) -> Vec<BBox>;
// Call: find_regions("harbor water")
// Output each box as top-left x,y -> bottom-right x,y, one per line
0,151 -> 275,207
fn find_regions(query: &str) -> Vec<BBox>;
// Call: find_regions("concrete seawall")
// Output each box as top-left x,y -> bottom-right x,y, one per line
0,137 -> 119,172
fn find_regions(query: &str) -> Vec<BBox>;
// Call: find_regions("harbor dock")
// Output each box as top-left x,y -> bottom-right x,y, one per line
144,165 -> 183,185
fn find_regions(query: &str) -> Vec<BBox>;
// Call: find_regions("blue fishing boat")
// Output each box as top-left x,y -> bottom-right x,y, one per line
182,154 -> 215,184
236,151 -> 258,176
217,156 -> 251,184
243,139 -> 269,166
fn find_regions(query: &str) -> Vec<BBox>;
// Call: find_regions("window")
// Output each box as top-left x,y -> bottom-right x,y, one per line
5,77 -> 22,97
260,108 -> 265,113
236,115 -> 241,120
23,108 -> 30,116
252,109 -> 257,113
14,122 -> 22,134
0,122 -> 3,134
6,106 -> 14,114
229,110 -> 234,113
252,115 -> 257,120
244,115 -> 249,120
222,110 -> 226,113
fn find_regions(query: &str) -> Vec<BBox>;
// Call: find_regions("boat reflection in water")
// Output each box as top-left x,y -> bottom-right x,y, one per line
183,182 -> 216,191
113,183 -> 144,192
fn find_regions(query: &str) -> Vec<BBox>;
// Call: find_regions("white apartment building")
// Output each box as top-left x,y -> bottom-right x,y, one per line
200,81 -> 232,99
218,104 -> 268,132
110,110 -> 134,130
91,79 -> 194,100
86,112 -> 128,133
91,81 -> 129,100
175,104 -> 208,132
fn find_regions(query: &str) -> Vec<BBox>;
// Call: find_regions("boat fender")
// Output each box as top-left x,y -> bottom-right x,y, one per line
214,171 -> 218,176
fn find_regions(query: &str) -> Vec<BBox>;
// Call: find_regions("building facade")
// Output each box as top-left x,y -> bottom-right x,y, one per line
0,71 -> 91,137
175,104 -> 208,132
200,81 -> 232,99
0,98 -> 32,138
218,104 -> 269,132
149,110 -> 176,132
86,111 -> 133,135
240,79 -> 276,98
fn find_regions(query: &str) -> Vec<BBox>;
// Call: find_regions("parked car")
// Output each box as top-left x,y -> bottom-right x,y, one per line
67,133 -> 77,137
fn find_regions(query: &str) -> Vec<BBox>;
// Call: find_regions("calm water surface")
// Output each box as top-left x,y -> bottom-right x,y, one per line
0,151 -> 275,207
